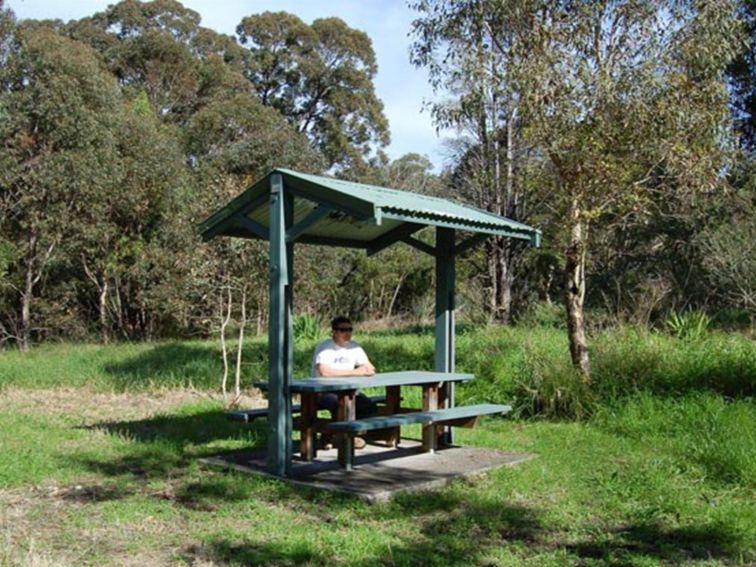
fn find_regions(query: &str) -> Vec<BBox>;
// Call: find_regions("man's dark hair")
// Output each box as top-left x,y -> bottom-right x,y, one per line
331,316 -> 352,329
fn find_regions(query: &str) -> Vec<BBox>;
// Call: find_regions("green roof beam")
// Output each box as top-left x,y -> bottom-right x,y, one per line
367,222 -> 424,257
402,235 -> 436,256
234,214 -> 269,240
286,205 -> 333,243
200,192 -> 268,241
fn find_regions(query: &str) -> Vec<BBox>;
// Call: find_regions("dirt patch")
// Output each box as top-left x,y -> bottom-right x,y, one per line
0,386 -> 266,424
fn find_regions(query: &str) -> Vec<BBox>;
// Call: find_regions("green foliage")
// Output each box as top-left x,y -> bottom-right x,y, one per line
665,310 -> 712,341
0,0 -> 752,352
517,301 -> 565,330
292,313 -> 323,342
237,11 -> 389,168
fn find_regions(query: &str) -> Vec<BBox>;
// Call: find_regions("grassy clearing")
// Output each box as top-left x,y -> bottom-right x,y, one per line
1,326 -> 755,565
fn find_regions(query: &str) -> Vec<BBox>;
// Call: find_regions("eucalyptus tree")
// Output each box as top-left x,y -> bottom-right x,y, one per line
75,94 -> 191,342
512,1 -> 739,378
67,0 -> 247,125
237,12 -> 390,169
412,0 -> 741,379
0,24 -> 123,350
729,0 -> 756,149
184,89 -> 324,336
410,1 -> 544,323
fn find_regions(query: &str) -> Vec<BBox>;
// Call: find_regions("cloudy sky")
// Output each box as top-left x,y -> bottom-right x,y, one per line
7,0 -> 449,169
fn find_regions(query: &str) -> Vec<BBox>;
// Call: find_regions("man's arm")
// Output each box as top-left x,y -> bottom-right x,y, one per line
317,363 -> 374,377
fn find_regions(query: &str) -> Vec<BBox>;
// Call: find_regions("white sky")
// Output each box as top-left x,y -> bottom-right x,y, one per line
8,0 -> 448,170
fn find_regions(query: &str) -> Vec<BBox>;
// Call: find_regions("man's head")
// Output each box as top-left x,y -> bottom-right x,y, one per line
331,316 -> 353,346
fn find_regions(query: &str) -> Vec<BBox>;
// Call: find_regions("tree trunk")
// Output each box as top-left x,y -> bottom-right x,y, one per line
234,287 -> 247,404
100,276 -> 110,344
219,287 -> 232,402
20,230 -> 37,352
564,197 -> 592,381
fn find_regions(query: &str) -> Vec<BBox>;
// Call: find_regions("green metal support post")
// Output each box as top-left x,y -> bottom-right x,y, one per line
267,173 -> 292,476
435,227 -> 455,445
284,189 -> 294,473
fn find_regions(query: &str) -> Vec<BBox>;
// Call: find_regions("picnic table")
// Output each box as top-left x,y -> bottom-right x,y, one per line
239,371 -> 511,471
290,371 -> 509,470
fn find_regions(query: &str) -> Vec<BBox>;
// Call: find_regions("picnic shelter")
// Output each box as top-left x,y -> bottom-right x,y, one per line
199,168 -> 541,477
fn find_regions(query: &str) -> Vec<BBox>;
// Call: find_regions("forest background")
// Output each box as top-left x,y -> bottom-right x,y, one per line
0,0 -> 753,361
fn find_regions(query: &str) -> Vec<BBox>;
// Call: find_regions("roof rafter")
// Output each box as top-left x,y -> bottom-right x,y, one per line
402,235 -> 436,256
367,222 -> 425,257
286,205 -> 333,243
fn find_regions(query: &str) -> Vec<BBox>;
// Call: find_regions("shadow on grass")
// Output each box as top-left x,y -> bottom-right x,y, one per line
381,491 -> 543,566
186,490 -> 543,567
85,409 -> 261,446
59,483 -> 135,503
102,343 -> 265,390
185,540 -> 325,566
567,521 -> 745,564
76,410 -> 267,488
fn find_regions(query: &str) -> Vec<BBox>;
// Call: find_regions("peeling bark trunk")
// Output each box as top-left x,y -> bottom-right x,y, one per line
20,231 -> 36,353
219,287 -> 232,402
100,277 -> 110,344
233,287 -> 247,405
564,197 -> 592,381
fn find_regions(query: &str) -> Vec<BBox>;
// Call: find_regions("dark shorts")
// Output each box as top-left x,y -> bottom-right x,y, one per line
316,392 -> 377,419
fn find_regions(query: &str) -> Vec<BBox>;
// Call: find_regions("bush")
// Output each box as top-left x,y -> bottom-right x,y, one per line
711,308 -> 754,331
293,313 -> 324,341
517,301 -> 565,329
664,310 -> 711,341
458,324 -> 756,419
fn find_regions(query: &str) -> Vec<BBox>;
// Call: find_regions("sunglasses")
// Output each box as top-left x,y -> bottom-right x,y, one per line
334,327 -> 353,332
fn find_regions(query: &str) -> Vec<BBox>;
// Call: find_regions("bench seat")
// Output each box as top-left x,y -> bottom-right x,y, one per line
326,403 -> 511,434
225,394 -> 388,423
326,403 -> 512,470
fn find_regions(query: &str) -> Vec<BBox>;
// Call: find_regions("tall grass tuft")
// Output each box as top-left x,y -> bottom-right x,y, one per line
665,310 -> 711,341
458,323 -> 756,419
293,313 -> 324,342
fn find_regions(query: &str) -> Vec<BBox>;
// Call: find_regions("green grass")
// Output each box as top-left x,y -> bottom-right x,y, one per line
1,325 -> 755,565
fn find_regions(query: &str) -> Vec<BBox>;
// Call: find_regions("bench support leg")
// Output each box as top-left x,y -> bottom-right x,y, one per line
337,391 -> 356,469
386,386 -> 401,447
343,437 -> 354,471
422,383 -> 440,453
436,385 -> 448,447
299,393 -> 316,461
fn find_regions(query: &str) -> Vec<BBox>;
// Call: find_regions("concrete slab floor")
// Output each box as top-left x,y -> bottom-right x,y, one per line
201,439 -> 535,504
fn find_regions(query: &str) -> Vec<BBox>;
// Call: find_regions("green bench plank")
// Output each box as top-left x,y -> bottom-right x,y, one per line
326,403 -> 511,434
225,394 -> 388,423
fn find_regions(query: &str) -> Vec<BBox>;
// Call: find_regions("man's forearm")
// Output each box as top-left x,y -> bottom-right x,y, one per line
317,364 -> 371,377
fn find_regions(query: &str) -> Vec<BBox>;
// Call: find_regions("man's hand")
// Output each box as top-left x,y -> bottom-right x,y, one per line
355,364 -> 375,376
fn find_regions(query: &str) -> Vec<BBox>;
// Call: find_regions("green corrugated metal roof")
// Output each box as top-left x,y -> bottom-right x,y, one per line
199,168 -> 542,249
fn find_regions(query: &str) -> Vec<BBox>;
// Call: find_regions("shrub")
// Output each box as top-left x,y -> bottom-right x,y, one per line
665,310 -> 711,341
293,313 -> 323,341
517,301 -> 565,329
460,324 -> 756,419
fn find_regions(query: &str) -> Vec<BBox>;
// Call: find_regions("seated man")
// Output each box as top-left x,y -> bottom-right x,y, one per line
312,316 -> 378,448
